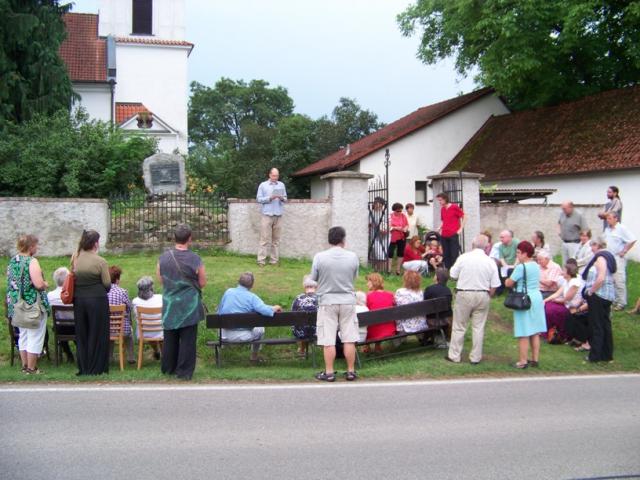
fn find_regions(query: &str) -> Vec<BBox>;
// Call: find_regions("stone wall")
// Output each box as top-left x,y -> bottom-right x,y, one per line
0,198 -> 109,257
226,199 -> 331,260
479,203 -> 609,257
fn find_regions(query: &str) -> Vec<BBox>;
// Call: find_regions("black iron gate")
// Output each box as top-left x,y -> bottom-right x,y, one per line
368,175 -> 389,273
108,191 -> 229,246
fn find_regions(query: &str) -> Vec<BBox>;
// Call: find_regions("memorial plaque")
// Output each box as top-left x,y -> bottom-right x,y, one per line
142,153 -> 186,194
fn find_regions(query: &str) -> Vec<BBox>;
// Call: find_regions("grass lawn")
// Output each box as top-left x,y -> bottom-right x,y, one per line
0,249 -> 638,383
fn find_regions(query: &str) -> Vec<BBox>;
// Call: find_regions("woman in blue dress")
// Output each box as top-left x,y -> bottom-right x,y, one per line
505,241 -> 546,369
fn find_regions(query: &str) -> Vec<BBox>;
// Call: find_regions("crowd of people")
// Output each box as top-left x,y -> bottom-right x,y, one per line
4,174 -> 637,380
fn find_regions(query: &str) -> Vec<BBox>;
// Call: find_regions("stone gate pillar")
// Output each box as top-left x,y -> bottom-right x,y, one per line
427,171 -> 484,253
320,171 -> 374,264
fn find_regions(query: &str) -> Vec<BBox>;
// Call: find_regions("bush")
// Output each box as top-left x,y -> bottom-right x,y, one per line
0,109 -> 157,198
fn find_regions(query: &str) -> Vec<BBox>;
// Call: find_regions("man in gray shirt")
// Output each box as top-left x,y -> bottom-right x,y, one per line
557,201 -> 588,264
310,226 -> 360,382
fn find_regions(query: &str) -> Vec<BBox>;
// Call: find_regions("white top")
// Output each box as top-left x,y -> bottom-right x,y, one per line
48,287 -> 73,319
405,212 -> 427,238
132,294 -> 163,339
489,242 -> 501,260
562,277 -> 584,309
604,223 -> 636,256
450,248 -> 501,291
575,241 -> 593,272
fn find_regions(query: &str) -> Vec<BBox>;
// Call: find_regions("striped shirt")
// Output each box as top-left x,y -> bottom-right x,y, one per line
108,284 -> 132,336
585,262 -> 615,302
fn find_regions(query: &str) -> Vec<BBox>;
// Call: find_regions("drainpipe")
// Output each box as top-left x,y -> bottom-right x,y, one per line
106,35 -> 117,125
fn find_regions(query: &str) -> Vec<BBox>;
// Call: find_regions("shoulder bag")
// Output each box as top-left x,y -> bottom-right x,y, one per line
11,258 -> 45,329
60,255 -> 76,305
504,263 -> 532,311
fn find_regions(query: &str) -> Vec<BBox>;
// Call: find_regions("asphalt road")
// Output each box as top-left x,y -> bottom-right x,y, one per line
1,375 -> 639,480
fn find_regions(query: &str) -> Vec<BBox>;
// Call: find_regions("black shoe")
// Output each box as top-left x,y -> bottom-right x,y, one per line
153,351 -> 161,360
444,356 -> 458,363
470,361 -> 480,366
315,371 -> 336,382
344,371 -> 358,381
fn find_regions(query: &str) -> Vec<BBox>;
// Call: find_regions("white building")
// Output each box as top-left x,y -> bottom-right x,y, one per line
59,0 -> 193,153
445,86 -> 640,261
293,88 -> 510,220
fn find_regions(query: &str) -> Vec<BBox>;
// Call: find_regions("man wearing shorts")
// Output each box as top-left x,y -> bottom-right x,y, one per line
310,226 -> 360,381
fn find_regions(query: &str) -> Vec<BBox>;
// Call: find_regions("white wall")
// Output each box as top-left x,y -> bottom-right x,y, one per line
72,83 -> 112,122
356,94 -> 510,224
115,43 -> 189,152
98,0 -> 186,40
491,169 -> 640,260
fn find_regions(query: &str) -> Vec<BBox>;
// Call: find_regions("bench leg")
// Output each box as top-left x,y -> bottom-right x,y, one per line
54,338 -> 60,367
214,345 -> 221,368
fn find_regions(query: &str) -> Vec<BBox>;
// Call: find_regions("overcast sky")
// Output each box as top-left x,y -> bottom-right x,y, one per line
70,0 -> 477,123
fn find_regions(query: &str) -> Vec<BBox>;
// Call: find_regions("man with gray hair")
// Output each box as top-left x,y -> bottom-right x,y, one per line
218,272 -> 282,363
446,234 -> 500,365
604,212 -> 636,310
557,201 -> 588,264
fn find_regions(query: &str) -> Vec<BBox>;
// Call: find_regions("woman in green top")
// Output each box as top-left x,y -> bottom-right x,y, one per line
73,230 -> 111,375
6,235 -> 50,374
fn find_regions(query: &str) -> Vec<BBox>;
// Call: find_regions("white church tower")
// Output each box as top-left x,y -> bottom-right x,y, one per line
99,0 -> 192,153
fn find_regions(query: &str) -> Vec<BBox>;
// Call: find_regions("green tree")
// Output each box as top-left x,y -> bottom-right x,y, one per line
189,78 -> 294,150
0,0 -> 75,128
398,0 -> 640,110
0,110 -> 156,197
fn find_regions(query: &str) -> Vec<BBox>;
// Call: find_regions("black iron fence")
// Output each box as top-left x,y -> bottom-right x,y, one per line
108,192 -> 229,245
368,175 -> 390,273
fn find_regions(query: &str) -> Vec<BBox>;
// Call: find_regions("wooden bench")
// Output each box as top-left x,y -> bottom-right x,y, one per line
205,297 -> 451,368
205,311 -> 317,367
355,297 -> 452,367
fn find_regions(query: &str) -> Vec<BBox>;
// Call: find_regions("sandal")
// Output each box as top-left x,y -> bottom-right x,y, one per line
344,371 -> 358,381
574,345 -> 591,352
315,371 -> 336,382
528,360 -> 539,368
512,362 -> 528,369
25,367 -> 43,375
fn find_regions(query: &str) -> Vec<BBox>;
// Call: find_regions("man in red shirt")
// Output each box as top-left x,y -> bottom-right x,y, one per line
436,192 -> 466,269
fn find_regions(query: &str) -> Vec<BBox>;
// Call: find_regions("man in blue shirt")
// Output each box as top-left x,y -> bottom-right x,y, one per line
604,212 -> 636,310
256,168 -> 287,266
217,272 -> 282,363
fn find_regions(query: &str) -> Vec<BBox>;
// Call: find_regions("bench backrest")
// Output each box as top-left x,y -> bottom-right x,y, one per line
206,298 -> 451,329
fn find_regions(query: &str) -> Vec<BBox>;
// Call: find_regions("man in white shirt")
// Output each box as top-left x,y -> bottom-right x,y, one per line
404,203 -> 428,238
446,234 -> 500,365
604,212 -> 636,310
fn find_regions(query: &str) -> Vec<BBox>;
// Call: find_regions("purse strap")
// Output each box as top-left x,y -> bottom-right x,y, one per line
169,249 -> 202,295
520,262 -> 528,294
16,257 -> 28,302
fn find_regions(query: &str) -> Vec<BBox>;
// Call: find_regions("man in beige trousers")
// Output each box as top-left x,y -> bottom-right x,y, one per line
446,234 -> 500,365
256,168 -> 287,266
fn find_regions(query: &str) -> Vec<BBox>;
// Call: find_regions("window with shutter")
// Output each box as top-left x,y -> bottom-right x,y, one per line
132,0 -> 153,35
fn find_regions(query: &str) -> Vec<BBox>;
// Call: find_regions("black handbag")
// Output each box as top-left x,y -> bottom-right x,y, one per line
504,263 -> 532,311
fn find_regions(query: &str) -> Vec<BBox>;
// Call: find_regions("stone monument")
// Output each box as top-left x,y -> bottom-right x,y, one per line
142,153 -> 186,195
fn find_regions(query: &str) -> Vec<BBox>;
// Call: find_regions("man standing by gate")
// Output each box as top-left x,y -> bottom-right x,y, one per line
256,168 -> 287,266
437,192 -> 465,269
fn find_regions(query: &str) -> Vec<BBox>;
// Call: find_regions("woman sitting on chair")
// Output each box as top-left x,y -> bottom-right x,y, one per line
132,276 -> 163,360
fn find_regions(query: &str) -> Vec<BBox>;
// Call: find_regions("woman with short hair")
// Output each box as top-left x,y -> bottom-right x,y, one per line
132,276 -> 163,360
73,230 -> 111,375
47,266 -> 75,363
6,235 -> 50,374
291,275 -> 318,358
505,241 -> 547,369
394,271 -> 426,333
388,203 -> 409,275
575,230 -> 593,274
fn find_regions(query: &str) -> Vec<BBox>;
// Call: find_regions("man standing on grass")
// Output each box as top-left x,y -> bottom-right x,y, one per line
557,201 -> 588,265
311,226 -> 360,382
256,167 -> 287,267
604,212 -> 636,311
446,234 -> 500,365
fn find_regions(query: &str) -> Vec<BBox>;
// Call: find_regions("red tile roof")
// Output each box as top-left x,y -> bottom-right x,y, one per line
444,86 -> 640,180
116,102 -> 151,125
116,37 -> 194,50
293,88 -> 496,177
59,13 -> 107,82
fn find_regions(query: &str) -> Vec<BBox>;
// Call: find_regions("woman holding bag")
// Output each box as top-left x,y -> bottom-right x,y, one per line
6,235 -> 50,374
505,241 -> 546,369
73,230 -> 111,375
